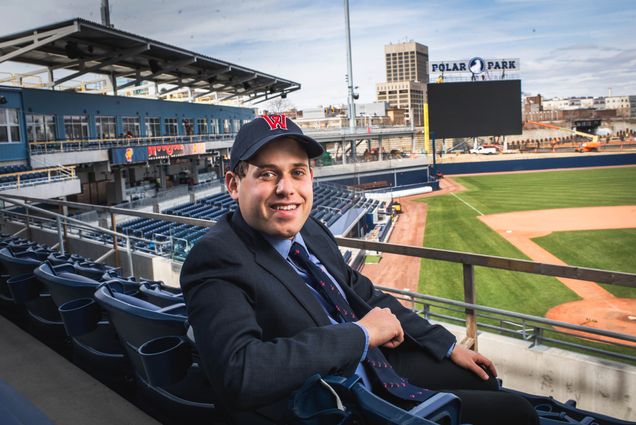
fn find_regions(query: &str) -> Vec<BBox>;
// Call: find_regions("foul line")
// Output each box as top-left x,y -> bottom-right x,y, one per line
450,192 -> 484,216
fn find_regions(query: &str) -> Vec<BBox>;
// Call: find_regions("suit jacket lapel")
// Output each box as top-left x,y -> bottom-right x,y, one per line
230,211 -> 330,327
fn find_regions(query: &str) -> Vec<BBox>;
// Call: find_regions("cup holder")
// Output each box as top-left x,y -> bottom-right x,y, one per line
6,273 -> 40,304
59,298 -> 100,337
138,335 -> 192,387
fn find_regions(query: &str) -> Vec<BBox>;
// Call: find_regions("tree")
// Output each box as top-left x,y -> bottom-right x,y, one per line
265,97 -> 294,114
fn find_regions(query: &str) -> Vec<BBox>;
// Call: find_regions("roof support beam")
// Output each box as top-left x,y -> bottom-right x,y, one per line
0,23 -> 78,64
231,73 -> 259,86
52,44 -> 150,86
242,80 -> 279,98
251,86 -> 299,105
158,83 -> 186,97
198,66 -> 232,82
116,56 -> 198,90
218,90 -> 243,102
192,88 -> 215,100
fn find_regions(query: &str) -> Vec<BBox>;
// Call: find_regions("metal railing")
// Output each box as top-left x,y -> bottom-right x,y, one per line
0,193 -> 634,362
0,166 -> 77,190
28,133 -> 236,155
335,237 -> 636,360
378,286 -> 635,362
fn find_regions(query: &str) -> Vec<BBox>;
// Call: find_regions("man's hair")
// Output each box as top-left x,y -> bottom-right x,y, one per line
233,160 -> 249,178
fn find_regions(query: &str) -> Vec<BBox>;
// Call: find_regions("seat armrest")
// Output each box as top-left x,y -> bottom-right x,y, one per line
157,303 -> 187,316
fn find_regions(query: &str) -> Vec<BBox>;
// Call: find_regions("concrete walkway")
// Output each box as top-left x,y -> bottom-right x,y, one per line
0,315 -> 160,425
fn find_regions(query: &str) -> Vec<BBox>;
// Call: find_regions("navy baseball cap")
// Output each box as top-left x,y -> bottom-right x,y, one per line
229,114 -> 324,171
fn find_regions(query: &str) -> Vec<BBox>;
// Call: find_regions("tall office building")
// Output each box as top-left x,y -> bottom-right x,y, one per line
376,41 -> 429,126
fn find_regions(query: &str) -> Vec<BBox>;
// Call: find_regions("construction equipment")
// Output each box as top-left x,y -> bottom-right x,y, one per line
526,121 -> 600,152
391,201 -> 403,214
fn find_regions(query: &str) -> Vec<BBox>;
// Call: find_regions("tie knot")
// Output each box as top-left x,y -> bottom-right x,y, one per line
289,242 -> 309,263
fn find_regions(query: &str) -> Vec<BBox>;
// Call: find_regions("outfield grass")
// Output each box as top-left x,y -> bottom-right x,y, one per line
533,229 -> 636,298
417,166 -> 636,317
454,167 -> 636,214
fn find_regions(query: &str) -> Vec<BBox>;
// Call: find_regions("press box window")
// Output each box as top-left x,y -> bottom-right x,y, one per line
210,118 -> 219,134
165,118 -> 178,136
182,118 -> 194,136
0,108 -> 21,143
145,117 -> 161,138
122,116 -> 140,137
95,116 -> 116,139
26,114 -> 56,142
63,115 -> 89,140
197,118 -> 208,135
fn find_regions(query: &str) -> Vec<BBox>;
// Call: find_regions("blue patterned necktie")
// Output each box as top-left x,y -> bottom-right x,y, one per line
289,242 -> 435,403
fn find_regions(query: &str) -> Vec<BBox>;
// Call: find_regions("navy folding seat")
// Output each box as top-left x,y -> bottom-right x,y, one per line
74,261 -> 121,280
34,262 -> 134,378
138,281 -> 184,308
290,374 -> 463,425
46,252 -> 87,266
503,387 -> 633,425
0,246 -> 64,338
94,284 -> 221,424
0,245 -> 52,276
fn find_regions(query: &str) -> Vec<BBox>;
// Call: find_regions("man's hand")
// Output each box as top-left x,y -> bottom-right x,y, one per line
449,344 -> 497,380
356,307 -> 404,349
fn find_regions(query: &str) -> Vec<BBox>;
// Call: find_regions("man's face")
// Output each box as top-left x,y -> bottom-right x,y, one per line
226,137 -> 314,239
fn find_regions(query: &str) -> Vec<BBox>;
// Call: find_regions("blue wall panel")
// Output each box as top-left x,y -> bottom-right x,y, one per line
0,87 -> 28,162
435,154 -> 636,175
321,154 -> 636,189
18,86 -> 253,139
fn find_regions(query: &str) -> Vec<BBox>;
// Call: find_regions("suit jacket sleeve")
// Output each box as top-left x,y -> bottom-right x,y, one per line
180,220 -> 367,410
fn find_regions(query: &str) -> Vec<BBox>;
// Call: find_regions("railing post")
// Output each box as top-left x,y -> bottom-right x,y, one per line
56,216 -> 65,255
57,200 -> 69,253
125,236 -> 134,277
532,326 -> 544,348
111,212 -> 120,268
463,263 -> 478,350
24,200 -> 32,239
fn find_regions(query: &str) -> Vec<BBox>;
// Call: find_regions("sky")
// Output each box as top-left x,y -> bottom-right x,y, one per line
1,0 -> 635,110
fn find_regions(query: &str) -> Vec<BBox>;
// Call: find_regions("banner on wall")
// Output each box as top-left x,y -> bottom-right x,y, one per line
110,142 -> 206,165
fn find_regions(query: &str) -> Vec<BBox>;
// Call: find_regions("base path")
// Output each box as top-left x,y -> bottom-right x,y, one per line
361,195 -> 428,293
362,178 -> 469,293
478,206 -> 636,343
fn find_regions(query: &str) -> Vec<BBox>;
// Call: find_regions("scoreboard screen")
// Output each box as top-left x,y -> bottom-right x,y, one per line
427,80 -> 522,139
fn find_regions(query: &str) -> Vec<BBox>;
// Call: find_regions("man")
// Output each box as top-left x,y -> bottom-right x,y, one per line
180,115 -> 538,424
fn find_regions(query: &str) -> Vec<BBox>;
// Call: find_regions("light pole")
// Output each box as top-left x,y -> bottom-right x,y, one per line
344,0 -> 356,131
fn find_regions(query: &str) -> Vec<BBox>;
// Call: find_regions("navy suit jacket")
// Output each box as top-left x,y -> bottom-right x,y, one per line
180,210 -> 456,423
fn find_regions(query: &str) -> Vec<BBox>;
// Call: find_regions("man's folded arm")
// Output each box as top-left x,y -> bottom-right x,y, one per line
345,263 -> 456,360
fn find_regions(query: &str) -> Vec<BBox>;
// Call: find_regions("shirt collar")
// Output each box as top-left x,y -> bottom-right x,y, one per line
262,232 -> 308,259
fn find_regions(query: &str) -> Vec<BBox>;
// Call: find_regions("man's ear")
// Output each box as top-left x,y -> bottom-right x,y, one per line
225,171 -> 239,200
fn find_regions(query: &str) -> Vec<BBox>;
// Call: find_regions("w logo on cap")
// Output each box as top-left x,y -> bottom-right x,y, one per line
261,114 -> 288,130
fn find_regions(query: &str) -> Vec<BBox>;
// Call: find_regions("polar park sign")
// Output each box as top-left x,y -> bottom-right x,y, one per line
431,58 -> 520,75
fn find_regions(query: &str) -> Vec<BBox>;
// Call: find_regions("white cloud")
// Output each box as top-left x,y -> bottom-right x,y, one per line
0,0 -> 635,107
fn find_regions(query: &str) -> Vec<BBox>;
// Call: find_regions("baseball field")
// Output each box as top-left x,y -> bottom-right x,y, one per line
417,166 -> 636,317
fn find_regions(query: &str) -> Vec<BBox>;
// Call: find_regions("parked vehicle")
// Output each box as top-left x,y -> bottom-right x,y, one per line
469,145 -> 499,155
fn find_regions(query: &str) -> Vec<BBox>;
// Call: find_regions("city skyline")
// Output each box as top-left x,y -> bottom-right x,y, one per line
1,0 -> 635,110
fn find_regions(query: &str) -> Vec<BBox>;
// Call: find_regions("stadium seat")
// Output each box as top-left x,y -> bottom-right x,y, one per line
94,284 -> 222,424
32,261 -> 131,377
138,281 -> 184,307
74,261 -> 121,280
0,245 -> 64,338
0,245 -> 53,276
290,374 -> 463,425
504,388 -> 634,425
